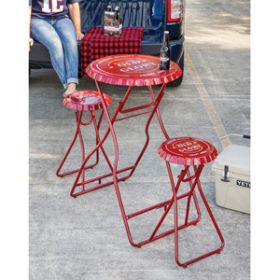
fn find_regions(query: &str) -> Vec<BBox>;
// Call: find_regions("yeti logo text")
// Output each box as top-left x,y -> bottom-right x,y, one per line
236,180 -> 250,188
42,0 -> 64,13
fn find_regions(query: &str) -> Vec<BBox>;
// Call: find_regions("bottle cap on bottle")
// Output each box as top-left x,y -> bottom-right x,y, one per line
107,5 -> 112,11
115,6 -> 120,11
164,31 -> 169,35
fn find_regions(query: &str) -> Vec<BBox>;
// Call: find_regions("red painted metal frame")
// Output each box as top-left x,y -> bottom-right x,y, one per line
69,83 -> 171,198
57,90 -> 112,179
70,54 -> 182,197
69,81 -> 223,261
70,54 -> 181,197
56,109 -> 113,190
90,81 -> 205,248
166,163 -> 225,268
64,78 -> 199,249
67,54 -> 181,197
58,54 -> 224,268
65,55 -> 224,267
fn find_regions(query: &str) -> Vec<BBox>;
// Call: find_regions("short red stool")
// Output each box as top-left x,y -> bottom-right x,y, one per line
56,90 -> 111,194
158,137 -> 225,268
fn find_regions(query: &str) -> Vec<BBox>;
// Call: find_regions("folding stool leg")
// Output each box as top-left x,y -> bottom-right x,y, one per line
56,111 -> 83,177
90,112 -> 99,169
56,110 -> 100,178
90,111 -> 113,174
184,191 -> 201,226
90,111 -> 109,184
77,113 -> 86,191
70,109 -> 115,197
168,164 -> 203,267
172,164 -> 224,268
196,178 -> 225,252
184,168 -> 201,226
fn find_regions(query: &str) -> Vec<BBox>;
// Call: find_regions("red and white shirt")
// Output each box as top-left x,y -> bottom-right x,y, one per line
29,0 -> 81,19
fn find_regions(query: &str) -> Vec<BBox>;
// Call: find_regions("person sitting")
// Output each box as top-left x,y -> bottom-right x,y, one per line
29,0 -> 84,96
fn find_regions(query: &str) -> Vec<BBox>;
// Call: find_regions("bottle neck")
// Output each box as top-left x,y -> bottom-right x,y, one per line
163,33 -> 169,47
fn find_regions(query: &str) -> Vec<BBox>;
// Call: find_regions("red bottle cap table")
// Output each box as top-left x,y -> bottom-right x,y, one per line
85,54 -> 182,86
158,137 -> 218,166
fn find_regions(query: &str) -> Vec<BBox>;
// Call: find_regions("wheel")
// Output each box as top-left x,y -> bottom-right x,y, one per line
167,52 -> 184,87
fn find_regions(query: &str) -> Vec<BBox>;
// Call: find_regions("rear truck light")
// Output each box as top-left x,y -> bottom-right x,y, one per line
167,0 -> 183,23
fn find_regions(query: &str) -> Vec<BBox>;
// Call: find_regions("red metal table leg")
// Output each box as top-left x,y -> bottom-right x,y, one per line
120,84 -> 168,180
95,81 -> 141,248
94,81 -> 178,247
148,85 -> 170,140
92,82 -> 202,249
148,167 -> 189,241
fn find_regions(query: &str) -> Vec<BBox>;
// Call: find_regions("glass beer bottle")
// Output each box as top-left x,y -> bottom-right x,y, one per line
159,31 -> 170,70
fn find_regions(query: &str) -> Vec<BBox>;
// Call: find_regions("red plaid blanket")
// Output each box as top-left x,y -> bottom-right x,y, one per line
80,27 -> 144,76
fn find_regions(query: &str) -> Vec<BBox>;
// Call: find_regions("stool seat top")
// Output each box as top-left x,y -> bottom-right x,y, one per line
86,54 -> 182,87
63,90 -> 111,111
158,137 -> 218,166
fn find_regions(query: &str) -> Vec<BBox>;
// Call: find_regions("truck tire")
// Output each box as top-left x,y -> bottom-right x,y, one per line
167,52 -> 184,87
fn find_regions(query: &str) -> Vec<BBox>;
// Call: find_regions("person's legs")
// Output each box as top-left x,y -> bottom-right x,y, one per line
54,17 -> 79,92
30,18 -> 68,88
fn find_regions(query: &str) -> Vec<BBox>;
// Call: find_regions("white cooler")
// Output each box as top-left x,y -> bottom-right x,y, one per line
212,144 -> 250,214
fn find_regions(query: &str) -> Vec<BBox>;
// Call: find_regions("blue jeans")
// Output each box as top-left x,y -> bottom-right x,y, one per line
31,17 -> 79,89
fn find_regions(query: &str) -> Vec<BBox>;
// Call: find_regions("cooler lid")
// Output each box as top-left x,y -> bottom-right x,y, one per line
212,144 -> 250,176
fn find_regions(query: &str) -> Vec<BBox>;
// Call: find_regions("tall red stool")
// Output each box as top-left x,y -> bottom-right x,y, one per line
158,137 -> 225,268
56,90 -> 112,194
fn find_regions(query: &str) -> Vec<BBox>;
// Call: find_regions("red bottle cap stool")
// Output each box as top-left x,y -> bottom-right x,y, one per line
158,136 -> 224,268
63,90 -> 111,111
56,90 -> 112,181
158,137 -> 218,166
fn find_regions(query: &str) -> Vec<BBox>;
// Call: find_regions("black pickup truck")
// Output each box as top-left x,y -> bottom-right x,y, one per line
29,0 -> 185,86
